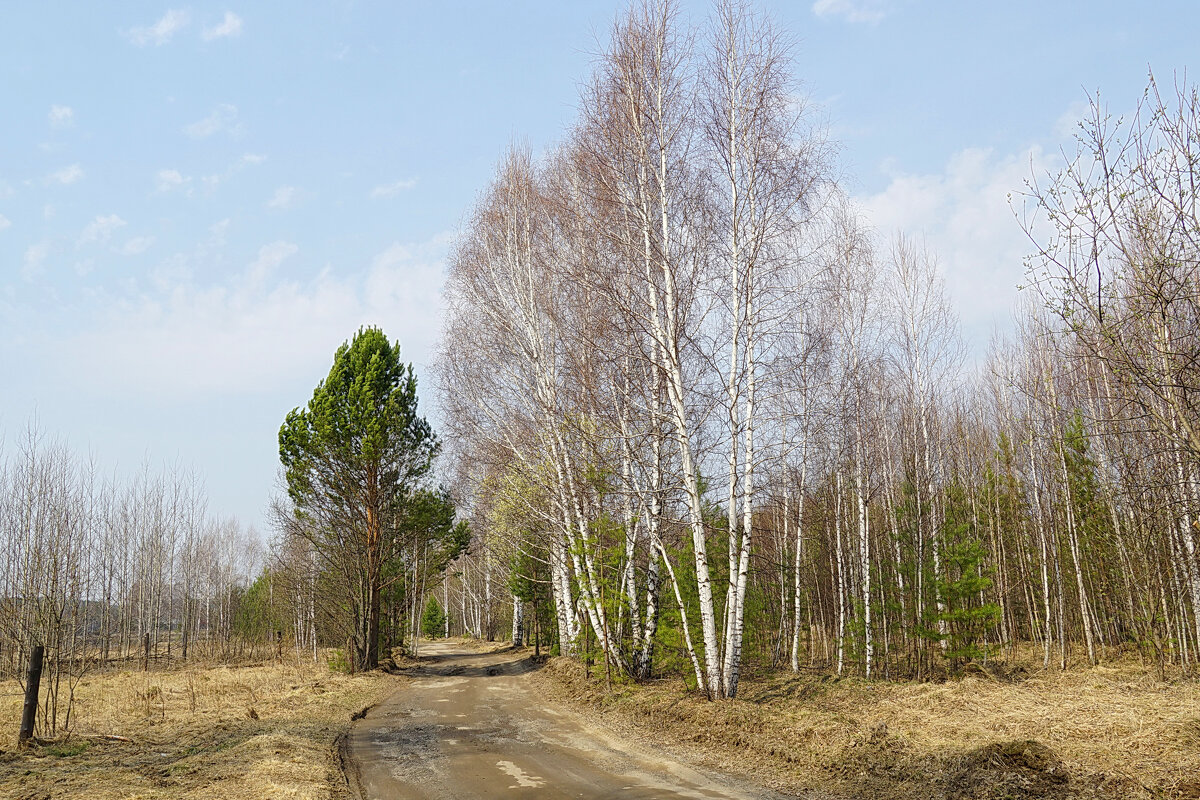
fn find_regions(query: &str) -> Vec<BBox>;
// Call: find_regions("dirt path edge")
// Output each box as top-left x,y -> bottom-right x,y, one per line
336,703 -> 378,800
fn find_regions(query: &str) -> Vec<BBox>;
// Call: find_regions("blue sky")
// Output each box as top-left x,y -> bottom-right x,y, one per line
1,1 -> 1195,535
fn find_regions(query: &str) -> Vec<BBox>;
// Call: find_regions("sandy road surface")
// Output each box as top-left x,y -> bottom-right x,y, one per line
344,641 -> 784,799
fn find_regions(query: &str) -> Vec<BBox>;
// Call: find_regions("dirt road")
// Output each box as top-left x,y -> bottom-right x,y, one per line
344,641 -> 783,799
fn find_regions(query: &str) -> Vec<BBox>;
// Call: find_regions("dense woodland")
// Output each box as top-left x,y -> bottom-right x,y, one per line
435,0 -> 1200,697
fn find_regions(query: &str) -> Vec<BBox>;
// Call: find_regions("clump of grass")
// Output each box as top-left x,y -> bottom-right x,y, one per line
44,739 -> 92,758
327,649 -> 352,674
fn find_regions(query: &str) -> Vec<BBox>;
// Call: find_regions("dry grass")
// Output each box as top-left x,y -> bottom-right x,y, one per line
533,653 -> 1200,799
0,655 -> 394,800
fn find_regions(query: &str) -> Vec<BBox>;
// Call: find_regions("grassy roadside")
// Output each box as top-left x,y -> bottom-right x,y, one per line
532,654 -> 1200,800
0,657 -> 394,800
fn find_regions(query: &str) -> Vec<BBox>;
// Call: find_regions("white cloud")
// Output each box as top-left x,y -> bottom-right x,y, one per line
0,214 -> 10,231
370,178 -> 418,199
209,218 -> 231,246
859,144 -> 1061,350
48,164 -> 84,185
184,104 -> 242,139
62,232 -> 450,397
812,0 -> 890,23
201,153 -> 265,189
371,242 -> 413,270
124,9 -> 191,46
22,242 -> 49,281
79,214 -> 127,246
156,168 -> 191,193
1053,99 -> 1091,140
266,185 -> 300,210
244,241 -> 299,288
202,11 -> 243,40
48,105 -> 74,128
118,236 -> 155,256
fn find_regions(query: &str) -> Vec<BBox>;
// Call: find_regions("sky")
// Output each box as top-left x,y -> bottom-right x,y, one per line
1,0 -> 1196,538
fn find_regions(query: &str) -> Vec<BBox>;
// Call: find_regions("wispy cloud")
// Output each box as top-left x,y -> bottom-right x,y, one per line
22,242 -> 50,281
156,168 -> 191,193
1053,100 -> 1091,139
0,214 -> 10,232
48,164 -> 84,185
48,105 -> 74,129
201,153 -> 265,189
370,178 -> 418,199
245,241 -> 298,289
124,9 -> 191,46
184,104 -> 242,139
79,214 -> 127,246
266,185 -> 300,210
209,218 -> 231,246
61,232 -> 450,396
859,144 -> 1061,349
118,236 -> 155,256
812,0 -> 890,24
202,11 -> 243,40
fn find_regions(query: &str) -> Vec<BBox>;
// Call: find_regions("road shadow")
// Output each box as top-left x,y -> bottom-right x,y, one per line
390,644 -> 546,680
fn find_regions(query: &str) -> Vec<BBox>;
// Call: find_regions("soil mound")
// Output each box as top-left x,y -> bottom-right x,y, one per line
948,739 -> 1069,799
829,736 -> 1079,799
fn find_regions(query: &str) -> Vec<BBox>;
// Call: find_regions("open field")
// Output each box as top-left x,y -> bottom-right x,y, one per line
534,652 -> 1200,800
0,655 -> 392,800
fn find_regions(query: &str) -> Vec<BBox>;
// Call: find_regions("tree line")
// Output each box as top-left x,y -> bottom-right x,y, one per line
2,326 -> 468,739
0,422 -> 261,736
436,0 -> 1200,696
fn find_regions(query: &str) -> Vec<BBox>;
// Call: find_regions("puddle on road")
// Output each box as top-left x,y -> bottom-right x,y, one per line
497,759 -> 545,788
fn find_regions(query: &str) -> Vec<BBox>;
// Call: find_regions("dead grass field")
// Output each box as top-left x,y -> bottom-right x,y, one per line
0,655 -> 393,800
533,653 -> 1200,800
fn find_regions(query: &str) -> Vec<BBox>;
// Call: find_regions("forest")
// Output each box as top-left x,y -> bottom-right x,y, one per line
434,0 -> 1200,700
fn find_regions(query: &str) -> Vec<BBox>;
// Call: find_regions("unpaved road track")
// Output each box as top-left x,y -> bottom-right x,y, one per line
344,641 -> 784,799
